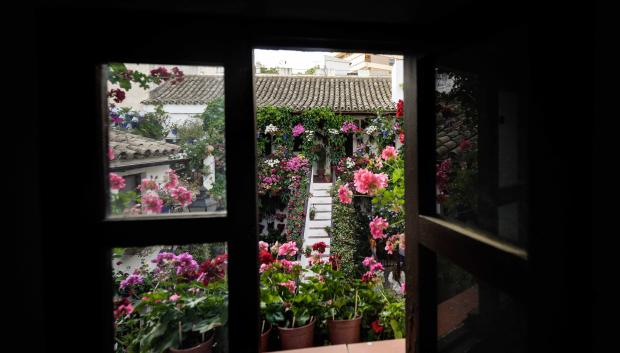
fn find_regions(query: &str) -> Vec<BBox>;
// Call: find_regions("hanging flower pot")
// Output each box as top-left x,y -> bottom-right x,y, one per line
277,318 -> 315,350
169,332 -> 215,353
260,323 -> 272,353
327,315 -> 362,344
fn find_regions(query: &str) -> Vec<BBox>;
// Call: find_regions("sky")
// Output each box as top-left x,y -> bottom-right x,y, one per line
254,49 -> 336,73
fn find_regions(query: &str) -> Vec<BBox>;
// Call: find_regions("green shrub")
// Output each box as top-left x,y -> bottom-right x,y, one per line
330,197 -> 369,278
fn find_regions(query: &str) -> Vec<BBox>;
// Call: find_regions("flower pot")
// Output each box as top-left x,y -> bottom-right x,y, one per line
260,324 -> 272,352
327,316 -> 362,344
169,332 -> 214,353
277,318 -> 315,350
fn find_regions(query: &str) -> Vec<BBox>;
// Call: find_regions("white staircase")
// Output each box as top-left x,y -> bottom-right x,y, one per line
300,175 -> 333,267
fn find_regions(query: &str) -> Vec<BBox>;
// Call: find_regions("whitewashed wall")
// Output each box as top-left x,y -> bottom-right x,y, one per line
391,59 -> 404,103
143,104 -> 206,126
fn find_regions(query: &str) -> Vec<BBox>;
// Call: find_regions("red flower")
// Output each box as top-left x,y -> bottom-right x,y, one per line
399,131 -> 405,144
259,249 -> 274,265
371,320 -> 384,334
311,241 -> 327,254
395,99 -> 404,118
458,139 -> 471,152
108,88 -> 126,103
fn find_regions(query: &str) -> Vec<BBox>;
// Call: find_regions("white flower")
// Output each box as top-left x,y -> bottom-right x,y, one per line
265,159 -> 280,168
265,124 -> 279,134
328,128 -> 340,135
305,130 -> 315,141
365,125 -> 378,135
345,157 -> 355,169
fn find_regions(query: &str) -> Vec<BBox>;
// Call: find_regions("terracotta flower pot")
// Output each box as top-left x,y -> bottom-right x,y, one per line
169,333 -> 214,353
278,319 -> 315,350
260,324 -> 272,353
327,316 -> 362,344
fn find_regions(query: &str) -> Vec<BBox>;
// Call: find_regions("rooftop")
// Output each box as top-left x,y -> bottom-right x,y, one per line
109,129 -> 183,170
143,75 -> 396,114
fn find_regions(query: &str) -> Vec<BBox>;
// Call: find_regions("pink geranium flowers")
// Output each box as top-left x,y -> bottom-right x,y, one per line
381,145 -> 398,161
353,169 -> 388,195
338,184 -> 353,204
292,123 -> 305,137
278,241 -> 299,257
109,173 -> 126,190
369,216 -> 389,239
141,191 -> 164,213
171,186 -> 192,207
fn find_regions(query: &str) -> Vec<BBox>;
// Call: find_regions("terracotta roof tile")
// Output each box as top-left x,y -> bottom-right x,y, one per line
143,75 -> 396,113
109,129 -> 181,161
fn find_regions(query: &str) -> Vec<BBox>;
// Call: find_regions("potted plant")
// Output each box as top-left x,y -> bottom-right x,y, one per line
114,251 -> 228,353
259,241 -> 319,350
309,206 -> 316,220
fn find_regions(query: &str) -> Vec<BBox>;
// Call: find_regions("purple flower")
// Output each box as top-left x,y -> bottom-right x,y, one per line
120,273 -> 144,289
175,252 -> 198,276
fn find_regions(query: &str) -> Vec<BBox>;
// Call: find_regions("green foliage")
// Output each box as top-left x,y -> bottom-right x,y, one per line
174,119 -> 205,145
330,199 -> 367,278
379,297 -> 406,339
134,104 -> 171,140
110,190 -> 139,215
304,65 -> 320,75
259,67 -> 279,74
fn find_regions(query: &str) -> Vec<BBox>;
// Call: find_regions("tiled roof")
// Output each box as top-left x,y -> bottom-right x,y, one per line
435,102 -> 477,159
143,75 -> 396,113
109,129 -> 181,162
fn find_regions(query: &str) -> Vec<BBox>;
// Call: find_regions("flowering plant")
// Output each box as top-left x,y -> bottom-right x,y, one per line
109,169 -> 195,216
113,250 -> 228,353
260,241 -> 321,328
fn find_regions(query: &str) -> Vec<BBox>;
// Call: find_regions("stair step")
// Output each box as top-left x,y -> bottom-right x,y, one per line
308,220 -> 331,228
311,183 -> 332,190
311,189 -> 330,197
309,196 -> 332,205
313,212 -> 331,220
306,229 -> 329,238
313,204 -> 332,212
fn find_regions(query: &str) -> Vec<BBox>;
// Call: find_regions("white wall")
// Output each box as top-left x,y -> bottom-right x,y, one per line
391,59 -> 404,103
143,104 -> 207,126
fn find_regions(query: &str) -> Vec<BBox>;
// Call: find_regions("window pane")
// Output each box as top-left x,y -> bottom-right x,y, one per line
437,255 -> 527,352
254,50 -> 407,350
112,243 -> 228,353
106,63 -> 226,219
434,26 -> 530,247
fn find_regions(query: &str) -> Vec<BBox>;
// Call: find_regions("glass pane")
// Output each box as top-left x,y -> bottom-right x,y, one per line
437,255 -> 527,352
112,242 -> 228,353
254,50 -> 406,350
434,26 -> 530,247
106,63 -> 226,219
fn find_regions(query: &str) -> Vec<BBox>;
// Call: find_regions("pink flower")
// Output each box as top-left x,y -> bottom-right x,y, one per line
113,303 -> 133,319
353,169 -> 388,195
370,262 -> 384,272
169,294 -> 181,302
341,121 -> 359,133
141,191 -> 163,213
278,241 -> 298,257
385,242 -> 394,254
171,186 -> 192,206
278,280 -> 297,294
381,146 -> 398,161
369,216 -> 389,239
163,169 -> 179,189
278,259 -> 299,272
362,256 -> 376,267
259,241 -> 269,252
108,147 -> 115,161
292,123 -> 305,137
400,282 -> 406,294
259,263 -> 272,273
338,185 -> 352,204
109,173 -> 126,190
138,179 -> 158,192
